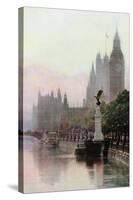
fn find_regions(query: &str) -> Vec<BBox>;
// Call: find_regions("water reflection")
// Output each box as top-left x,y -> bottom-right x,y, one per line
23,136 -> 129,193
34,143 -> 69,186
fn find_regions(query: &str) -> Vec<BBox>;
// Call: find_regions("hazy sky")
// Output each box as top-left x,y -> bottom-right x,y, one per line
23,7 -> 129,126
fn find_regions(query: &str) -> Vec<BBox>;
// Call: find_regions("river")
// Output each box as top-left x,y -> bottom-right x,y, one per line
22,136 -> 129,193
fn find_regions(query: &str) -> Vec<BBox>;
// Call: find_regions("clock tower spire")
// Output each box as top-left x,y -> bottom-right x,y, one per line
109,30 -> 125,101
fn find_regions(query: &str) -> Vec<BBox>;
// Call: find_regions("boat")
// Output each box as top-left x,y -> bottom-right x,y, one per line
84,140 -> 103,157
75,141 -> 86,155
45,132 -> 59,147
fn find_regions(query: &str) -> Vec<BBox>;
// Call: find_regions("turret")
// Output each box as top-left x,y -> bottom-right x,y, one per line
63,93 -> 68,109
113,30 -> 121,50
32,103 -> 38,131
96,52 -> 103,91
90,62 -> 95,80
57,88 -> 62,103
38,90 -> 41,105
103,53 -> 109,63
103,53 -> 110,102
96,52 -> 102,66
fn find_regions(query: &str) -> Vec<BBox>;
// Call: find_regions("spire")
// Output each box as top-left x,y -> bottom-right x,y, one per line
57,88 -> 62,102
96,52 -> 101,59
38,90 -> 41,97
38,90 -> 41,103
63,93 -> 68,109
96,52 -> 102,65
113,29 -> 121,50
104,53 -> 109,62
90,62 -> 95,81
114,31 -> 119,41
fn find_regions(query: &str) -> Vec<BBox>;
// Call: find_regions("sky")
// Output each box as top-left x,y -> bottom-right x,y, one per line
23,7 -> 130,129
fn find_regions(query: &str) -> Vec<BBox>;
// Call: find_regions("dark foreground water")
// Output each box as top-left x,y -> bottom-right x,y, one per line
22,136 -> 129,193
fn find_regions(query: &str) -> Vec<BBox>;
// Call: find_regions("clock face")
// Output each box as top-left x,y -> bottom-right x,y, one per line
115,64 -> 121,73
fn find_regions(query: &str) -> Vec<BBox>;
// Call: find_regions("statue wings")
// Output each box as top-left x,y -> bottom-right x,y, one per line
94,90 -> 103,105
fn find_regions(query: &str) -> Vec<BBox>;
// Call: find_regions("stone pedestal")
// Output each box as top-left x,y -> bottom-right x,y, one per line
94,106 -> 103,141
83,105 -> 104,157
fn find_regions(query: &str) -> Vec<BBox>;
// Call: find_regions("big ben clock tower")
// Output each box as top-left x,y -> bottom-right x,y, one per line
109,30 -> 125,101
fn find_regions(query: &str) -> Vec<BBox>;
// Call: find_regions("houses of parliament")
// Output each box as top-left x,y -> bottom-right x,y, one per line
84,30 -> 125,108
32,30 -> 125,131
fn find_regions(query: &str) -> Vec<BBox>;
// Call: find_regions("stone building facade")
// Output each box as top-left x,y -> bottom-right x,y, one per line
32,89 -> 69,132
85,30 -> 125,107
32,31 -> 125,131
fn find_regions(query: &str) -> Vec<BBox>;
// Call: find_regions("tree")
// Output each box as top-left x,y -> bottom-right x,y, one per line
102,90 -> 129,137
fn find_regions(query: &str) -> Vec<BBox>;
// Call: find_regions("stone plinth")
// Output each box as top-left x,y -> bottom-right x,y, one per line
94,106 -> 103,141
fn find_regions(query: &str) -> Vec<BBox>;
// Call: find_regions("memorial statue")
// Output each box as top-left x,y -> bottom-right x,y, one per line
94,90 -> 103,106
94,89 -> 104,141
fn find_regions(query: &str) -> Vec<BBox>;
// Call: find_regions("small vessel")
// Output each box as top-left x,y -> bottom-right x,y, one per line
84,140 -> 103,157
46,132 -> 59,147
75,141 -> 86,155
75,139 -> 103,157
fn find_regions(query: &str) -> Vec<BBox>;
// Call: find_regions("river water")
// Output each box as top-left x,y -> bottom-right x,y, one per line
22,136 -> 129,193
